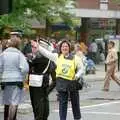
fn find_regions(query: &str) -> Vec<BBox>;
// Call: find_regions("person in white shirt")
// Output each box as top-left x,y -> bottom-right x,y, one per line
90,40 -> 98,64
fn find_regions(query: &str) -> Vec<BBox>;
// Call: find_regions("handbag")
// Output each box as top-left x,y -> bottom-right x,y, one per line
76,78 -> 84,90
29,60 -> 50,87
29,74 -> 44,87
68,58 -> 84,91
69,78 -> 84,91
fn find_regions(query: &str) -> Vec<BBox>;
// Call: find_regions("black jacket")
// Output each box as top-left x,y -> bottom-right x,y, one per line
29,53 -> 56,93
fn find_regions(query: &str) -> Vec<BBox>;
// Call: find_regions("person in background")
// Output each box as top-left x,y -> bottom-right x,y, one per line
79,42 -> 88,55
74,43 -> 84,58
22,37 -> 33,74
74,43 -> 87,71
0,37 -> 29,120
29,40 -> 56,120
38,39 -> 84,120
90,39 -> 98,64
74,43 -> 89,87
50,39 -> 57,49
22,37 -> 32,59
10,30 -> 22,43
103,41 -> 120,91
0,40 -> 2,54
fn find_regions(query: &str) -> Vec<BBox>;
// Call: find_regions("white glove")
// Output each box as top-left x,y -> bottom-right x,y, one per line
74,74 -> 79,81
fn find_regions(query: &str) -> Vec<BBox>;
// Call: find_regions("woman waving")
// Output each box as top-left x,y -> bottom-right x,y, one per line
38,39 -> 84,120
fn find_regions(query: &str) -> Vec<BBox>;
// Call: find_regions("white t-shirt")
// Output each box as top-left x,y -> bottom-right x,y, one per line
90,42 -> 98,53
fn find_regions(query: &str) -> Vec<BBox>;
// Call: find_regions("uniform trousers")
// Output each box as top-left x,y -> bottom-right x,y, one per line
29,86 -> 49,120
58,91 -> 81,120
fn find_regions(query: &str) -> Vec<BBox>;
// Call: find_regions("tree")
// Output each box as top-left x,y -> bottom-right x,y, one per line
0,0 -> 74,36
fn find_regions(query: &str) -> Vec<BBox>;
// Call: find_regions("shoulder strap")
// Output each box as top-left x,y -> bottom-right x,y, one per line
42,60 -> 50,74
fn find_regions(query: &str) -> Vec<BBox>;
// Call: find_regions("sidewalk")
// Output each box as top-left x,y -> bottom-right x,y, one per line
84,64 -> 106,82
80,64 -> 120,101
84,64 -> 120,82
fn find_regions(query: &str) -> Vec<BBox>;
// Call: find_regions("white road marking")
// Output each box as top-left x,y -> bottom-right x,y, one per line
82,112 -> 120,116
53,101 -> 120,112
81,100 -> 120,109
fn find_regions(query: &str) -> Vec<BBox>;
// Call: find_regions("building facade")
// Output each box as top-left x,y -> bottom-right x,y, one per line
75,0 -> 120,42
76,0 -> 119,10
75,0 -> 120,18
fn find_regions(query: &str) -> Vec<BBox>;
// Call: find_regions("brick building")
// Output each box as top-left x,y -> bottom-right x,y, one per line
76,0 -> 120,10
75,0 -> 120,42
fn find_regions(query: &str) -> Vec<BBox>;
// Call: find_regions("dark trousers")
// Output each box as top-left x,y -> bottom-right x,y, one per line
91,52 -> 97,64
58,91 -> 81,120
29,86 -> 49,120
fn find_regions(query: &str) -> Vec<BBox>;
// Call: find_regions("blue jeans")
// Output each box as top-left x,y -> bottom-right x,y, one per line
58,91 -> 81,120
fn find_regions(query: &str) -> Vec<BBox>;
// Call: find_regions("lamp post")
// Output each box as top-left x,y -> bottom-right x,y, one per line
104,34 -> 109,71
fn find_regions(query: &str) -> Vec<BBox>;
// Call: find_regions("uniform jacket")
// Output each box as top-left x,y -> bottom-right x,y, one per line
30,53 -> 50,88
0,47 -> 29,83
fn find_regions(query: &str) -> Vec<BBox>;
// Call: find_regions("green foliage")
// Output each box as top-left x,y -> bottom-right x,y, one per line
113,0 -> 120,3
0,0 -> 73,36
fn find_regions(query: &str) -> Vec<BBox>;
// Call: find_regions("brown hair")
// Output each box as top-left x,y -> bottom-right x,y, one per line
2,39 -> 9,51
58,40 -> 71,55
109,41 -> 115,47
9,38 -> 21,49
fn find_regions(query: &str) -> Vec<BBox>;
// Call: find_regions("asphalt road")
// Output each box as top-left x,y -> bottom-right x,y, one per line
0,100 -> 120,120
49,100 -> 120,120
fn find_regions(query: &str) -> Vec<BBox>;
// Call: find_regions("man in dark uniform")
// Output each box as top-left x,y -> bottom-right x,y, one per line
28,40 -> 56,120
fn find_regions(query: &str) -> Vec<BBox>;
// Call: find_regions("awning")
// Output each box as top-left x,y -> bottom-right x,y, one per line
51,23 -> 71,31
74,9 -> 120,19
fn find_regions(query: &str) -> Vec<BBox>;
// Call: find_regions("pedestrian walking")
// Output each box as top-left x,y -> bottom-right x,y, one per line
38,39 -> 84,120
29,40 -> 56,120
0,37 -> 29,120
103,41 -> 120,91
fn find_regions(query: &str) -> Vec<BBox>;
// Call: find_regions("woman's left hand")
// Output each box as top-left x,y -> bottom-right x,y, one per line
74,74 -> 79,81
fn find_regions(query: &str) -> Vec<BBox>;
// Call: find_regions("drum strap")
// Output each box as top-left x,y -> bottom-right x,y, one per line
42,60 -> 50,74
